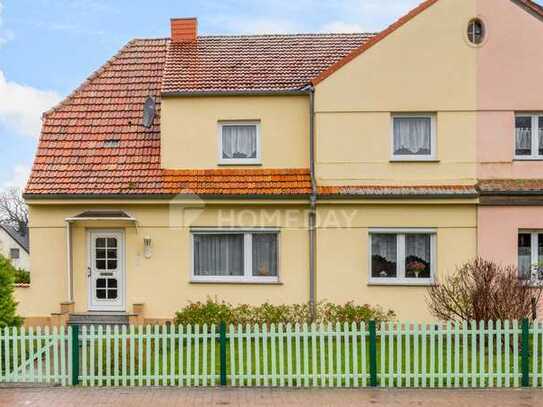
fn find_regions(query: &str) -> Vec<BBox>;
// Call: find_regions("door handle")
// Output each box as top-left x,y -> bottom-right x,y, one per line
87,267 -> 91,278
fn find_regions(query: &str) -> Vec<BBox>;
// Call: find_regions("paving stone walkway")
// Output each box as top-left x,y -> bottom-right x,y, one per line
0,386 -> 542,406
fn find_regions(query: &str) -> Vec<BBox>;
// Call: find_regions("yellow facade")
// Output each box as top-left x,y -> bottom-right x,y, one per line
314,0 -> 477,186
161,95 -> 309,169
20,0 -> 486,324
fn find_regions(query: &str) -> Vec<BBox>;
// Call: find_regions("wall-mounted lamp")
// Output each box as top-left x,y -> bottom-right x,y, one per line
143,236 -> 152,259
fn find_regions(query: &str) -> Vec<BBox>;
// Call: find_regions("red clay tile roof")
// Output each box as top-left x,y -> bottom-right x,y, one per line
162,33 -> 374,94
478,179 -> 543,194
25,34 -> 373,197
318,184 -> 478,198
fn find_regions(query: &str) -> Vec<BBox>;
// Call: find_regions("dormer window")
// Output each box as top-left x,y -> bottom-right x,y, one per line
103,139 -> 120,148
218,121 -> 261,165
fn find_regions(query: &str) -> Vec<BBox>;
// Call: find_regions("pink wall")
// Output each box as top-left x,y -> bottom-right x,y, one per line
477,0 -> 543,179
478,206 -> 543,266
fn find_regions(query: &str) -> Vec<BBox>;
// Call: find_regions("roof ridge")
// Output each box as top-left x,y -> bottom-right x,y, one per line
196,32 -> 376,39
42,39 -> 139,119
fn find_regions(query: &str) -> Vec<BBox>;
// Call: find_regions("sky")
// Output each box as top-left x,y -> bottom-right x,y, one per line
0,0 -> 541,192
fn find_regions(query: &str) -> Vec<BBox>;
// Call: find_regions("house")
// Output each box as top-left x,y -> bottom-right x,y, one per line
18,0 -> 543,325
0,223 -> 30,272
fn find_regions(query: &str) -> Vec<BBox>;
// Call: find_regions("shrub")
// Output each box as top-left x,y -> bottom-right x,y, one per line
0,255 -> 23,328
174,298 -> 395,326
12,268 -> 30,284
426,258 -> 543,322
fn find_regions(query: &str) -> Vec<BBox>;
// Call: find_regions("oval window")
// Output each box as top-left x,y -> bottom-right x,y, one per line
467,18 -> 485,45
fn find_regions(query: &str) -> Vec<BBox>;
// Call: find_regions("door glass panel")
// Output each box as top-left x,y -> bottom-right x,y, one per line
109,279 -> 117,288
539,117 -> 543,156
107,238 -> 117,248
96,278 -> 106,288
538,234 -> 543,281
96,259 -> 106,270
107,289 -> 118,299
107,249 -> 117,258
96,238 -> 106,248
107,260 -> 117,269
96,289 -> 107,299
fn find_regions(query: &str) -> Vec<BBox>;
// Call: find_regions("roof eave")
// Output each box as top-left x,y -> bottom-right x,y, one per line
161,88 -> 312,97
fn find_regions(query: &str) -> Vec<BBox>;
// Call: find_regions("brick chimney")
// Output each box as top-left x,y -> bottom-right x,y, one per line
170,18 -> 198,43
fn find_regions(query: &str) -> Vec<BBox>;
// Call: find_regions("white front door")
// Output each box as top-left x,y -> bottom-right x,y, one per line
88,230 -> 125,311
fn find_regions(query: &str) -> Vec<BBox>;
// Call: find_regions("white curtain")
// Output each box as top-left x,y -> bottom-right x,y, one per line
393,117 -> 431,155
194,234 -> 244,276
252,234 -> 278,277
222,125 -> 257,159
516,128 -> 532,152
371,234 -> 397,261
405,234 -> 430,262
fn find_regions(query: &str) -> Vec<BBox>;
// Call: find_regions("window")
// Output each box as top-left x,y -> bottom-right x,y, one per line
467,18 -> 485,45
369,229 -> 436,284
218,121 -> 261,164
9,248 -> 20,260
192,230 -> 278,282
518,231 -> 543,283
515,114 -> 543,159
392,114 -> 436,160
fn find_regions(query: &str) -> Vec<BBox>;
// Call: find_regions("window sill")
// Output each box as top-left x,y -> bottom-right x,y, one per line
218,162 -> 262,166
389,159 -> 440,163
367,280 -> 434,287
190,280 -> 282,285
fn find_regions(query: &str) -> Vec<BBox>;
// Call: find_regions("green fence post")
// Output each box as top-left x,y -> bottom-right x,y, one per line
521,318 -> 530,387
71,325 -> 80,386
219,321 -> 227,386
368,320 -> 378,387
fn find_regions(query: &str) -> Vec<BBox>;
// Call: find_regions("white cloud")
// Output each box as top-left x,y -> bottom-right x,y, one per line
1,163 -> 31,191
0,70 -> 61,138
320,21 -> 365,33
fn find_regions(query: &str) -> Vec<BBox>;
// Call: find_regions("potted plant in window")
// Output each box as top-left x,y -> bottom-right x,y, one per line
406,260 -> 426,278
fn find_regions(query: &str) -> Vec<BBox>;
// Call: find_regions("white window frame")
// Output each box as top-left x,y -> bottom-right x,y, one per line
368,228 -> 436,285
218,121 -> 261,165
191,228 -> 279,283
518,230 -> 543,284
391,113 -> 437,161
514,113 -> 543,160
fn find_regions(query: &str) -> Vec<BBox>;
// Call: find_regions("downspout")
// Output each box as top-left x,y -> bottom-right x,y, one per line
308,85 -> 317,320
65,220 -> 74,302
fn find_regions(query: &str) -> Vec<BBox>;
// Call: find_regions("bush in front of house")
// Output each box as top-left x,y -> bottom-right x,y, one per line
12,268 -> 30,284
0,255 -> 23,328
426,257 -> 543,322
174,298 -> 395,326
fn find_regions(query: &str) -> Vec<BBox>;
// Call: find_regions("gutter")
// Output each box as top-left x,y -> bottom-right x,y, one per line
308,86 -> 317,320
161,89 -> 310,97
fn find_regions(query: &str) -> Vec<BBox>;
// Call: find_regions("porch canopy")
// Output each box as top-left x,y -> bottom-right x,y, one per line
65,210 -> 137,302
65,210 -> 137,222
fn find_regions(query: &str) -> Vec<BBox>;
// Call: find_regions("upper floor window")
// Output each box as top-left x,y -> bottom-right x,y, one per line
518,231 -> 543,283
392,114 -> 436,161
218,121 -> 261,165
515,114 -> 543,159
467,18 -> 485,45
369,229 -> 436,285
9,248 -> 20,260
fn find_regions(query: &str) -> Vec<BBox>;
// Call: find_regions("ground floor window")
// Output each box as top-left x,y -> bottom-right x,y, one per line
518,231 -> 543,282
192,229 -> 279,283
369,229 -> 436,285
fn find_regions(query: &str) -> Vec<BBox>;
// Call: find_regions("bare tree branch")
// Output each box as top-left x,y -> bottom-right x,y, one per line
426,258 -> 543,322
0,188 -> 28,232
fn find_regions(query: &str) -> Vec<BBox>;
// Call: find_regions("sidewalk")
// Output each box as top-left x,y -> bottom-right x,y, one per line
0,387 -> 542,407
